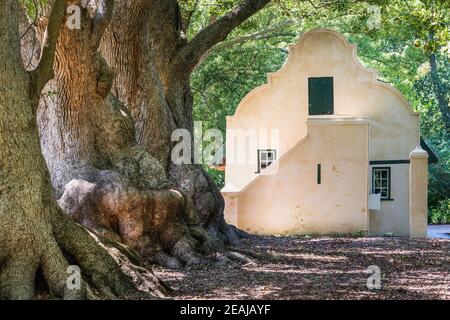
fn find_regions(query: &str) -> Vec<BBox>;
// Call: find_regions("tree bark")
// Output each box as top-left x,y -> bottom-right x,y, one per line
100,0 -> 271,247
38,0 -> 216,269
0,0 -> 164,299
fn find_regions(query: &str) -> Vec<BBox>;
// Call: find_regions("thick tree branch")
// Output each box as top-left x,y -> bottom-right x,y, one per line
215,19 -> 296,50
178,0 -> 272,68
30,0 -> 67,99
192,19 -> 298,70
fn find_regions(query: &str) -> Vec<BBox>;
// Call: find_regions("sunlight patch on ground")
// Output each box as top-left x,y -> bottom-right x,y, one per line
156,235 -> 450,300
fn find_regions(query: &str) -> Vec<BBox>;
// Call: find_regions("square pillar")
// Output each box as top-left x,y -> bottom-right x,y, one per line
221,184 -> 240,227
409,147 -> 429,238
222,194 -> 239,227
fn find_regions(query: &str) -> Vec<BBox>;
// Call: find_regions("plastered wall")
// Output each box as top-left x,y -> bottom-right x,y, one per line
233,121 -> 369,235
223,29 -> 424,236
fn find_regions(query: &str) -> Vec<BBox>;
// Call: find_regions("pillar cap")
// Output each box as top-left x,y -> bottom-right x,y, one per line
409,146 -> 429,159
221,183 -> 240,196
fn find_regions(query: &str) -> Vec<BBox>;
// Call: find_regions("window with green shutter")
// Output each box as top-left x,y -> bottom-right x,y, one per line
308,77 -> 334,115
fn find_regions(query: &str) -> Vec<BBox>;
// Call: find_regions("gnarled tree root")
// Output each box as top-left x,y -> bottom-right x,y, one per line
0,207 -> 166,300
53,210 -> 167,299
57,174 -> 248,270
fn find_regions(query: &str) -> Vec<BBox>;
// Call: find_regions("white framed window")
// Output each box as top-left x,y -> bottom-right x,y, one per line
372,167 -> 391,200
257,149 -> 277,173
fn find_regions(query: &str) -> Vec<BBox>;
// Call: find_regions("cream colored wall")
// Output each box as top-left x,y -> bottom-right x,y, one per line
368,164 -> 410,236
225,30 -> 419,192
234,121 -> 369,235
223,29 -> 424,236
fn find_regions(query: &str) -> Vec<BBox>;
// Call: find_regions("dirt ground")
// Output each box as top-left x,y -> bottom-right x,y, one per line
155,235 -> 450,300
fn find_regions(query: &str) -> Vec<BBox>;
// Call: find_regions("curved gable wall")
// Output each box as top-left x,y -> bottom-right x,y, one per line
225,29 -> 420,190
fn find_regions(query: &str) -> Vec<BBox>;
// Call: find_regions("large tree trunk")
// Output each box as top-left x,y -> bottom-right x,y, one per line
99,0 -> 270,246
38,0 -> 218,269
0,0 -> 164,299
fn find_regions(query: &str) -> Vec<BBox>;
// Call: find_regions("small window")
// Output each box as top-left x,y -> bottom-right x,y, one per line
372,167 -> 391,200
257,149 -> 277,173
308,77 -> 334,115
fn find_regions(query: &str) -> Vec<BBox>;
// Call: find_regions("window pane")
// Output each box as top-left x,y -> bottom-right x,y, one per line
372,168 -> 390,199
258,150 -> 276,172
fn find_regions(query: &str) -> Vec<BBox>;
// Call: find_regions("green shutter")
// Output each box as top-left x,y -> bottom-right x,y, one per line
308,77 -> 334,115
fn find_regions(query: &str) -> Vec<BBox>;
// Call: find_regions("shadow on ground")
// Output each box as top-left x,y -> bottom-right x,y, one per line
155,235 -> 450,299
